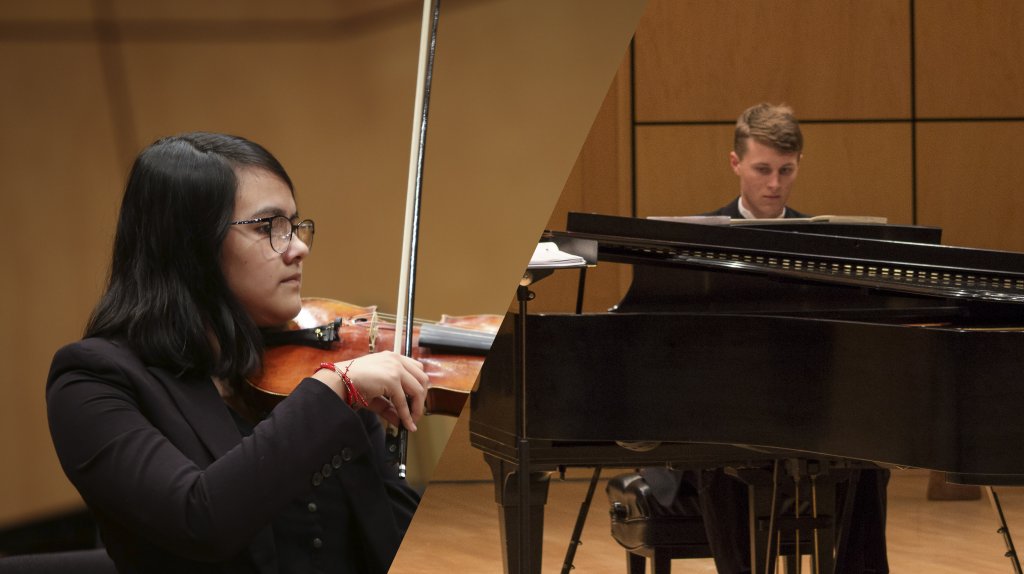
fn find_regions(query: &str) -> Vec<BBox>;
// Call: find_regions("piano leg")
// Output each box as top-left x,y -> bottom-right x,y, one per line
484,453 -> 552,574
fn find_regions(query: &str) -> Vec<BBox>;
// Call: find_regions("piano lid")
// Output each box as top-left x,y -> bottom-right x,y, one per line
558,212 -> 1024,305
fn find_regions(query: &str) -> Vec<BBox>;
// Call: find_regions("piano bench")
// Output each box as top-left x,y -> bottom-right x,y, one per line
606,471 -> 711,574
608,469 -> 824,574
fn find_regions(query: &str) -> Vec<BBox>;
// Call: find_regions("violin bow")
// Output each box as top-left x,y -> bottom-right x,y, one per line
393,0 -> 441,479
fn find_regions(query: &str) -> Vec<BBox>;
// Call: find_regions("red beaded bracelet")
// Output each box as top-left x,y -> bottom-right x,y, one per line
317,361 -> 369,409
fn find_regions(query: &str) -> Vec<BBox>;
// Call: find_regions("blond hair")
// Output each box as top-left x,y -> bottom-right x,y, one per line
734,103 -> 803,158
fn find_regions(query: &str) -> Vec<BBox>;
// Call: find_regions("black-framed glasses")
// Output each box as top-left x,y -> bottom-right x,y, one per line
229,215 -> 315,253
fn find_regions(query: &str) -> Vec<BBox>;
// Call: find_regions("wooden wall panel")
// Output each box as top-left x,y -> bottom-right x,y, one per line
917,0 -> 1024,118
633,0 -> 910,122
791,124 -> 914,223
546,57 -> 634,226
0,1 -> 91,19
635,123 -> 913,223
109,0 -> 394,20
531,56 -> 635,315
917,122 -> 1024,251
635,124 -> 734,217
0,41 -> 122,526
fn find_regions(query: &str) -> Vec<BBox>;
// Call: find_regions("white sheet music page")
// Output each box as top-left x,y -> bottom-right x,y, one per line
647,215 -> 731,225
729,215 -> 888,225
529,242 -> 587,269
647,215 -> 888,225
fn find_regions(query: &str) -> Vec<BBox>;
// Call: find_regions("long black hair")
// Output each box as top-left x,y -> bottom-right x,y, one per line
86,132 -> 295,380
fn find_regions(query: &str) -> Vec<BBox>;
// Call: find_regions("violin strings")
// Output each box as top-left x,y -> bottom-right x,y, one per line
341,311 -> 496,345
372,312 -> 433,326
372,312 -> 496,337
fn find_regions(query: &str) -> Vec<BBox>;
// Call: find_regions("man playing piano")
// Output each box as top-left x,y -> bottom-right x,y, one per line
683,104 -> 889,573
705,102 -> 809,220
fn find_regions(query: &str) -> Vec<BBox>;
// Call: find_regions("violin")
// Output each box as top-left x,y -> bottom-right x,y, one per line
249,297 -> 501,417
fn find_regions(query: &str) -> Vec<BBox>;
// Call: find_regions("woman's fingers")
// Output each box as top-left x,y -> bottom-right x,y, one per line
342,351 -> 429,431
368,398 -> 400,428
399,363 -> 427,422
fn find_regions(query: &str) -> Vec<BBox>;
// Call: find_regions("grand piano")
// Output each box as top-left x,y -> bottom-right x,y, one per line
469,212 -> 1024,574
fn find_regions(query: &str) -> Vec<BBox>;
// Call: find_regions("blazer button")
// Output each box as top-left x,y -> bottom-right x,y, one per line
307,502 -> 318,513
312,537 -> 323,549
341,447 -> 353,462
331,454 -> 343,468
311,472 -> 323,486
321,463 -> 333,478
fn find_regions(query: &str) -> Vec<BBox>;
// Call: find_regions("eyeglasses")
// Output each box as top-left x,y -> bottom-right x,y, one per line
229,215 -> 315,253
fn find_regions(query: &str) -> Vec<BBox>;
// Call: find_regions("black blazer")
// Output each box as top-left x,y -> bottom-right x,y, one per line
703,197 -> 810,219
47,338 -> 416,574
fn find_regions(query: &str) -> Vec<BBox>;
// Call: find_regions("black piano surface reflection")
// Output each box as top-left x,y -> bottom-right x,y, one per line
469,212 -> 1024,574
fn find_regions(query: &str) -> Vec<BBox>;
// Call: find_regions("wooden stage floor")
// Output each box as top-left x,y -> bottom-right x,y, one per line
391,467 -> 1024,573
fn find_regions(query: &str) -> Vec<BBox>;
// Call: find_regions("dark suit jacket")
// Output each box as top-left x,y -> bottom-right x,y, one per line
47,338 -> 416,574
703,197 -> 809,219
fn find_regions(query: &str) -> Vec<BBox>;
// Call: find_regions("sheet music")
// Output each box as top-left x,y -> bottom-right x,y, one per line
648,215 -> 888,225
529,241 -> 587,269
729,215 -> 888,225
647,215 -> 731,225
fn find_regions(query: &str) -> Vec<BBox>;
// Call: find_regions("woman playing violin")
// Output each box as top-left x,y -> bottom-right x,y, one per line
46,132 -> 429,573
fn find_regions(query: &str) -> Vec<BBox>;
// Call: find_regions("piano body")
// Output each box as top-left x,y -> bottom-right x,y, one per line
469,212 -> 1024,573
